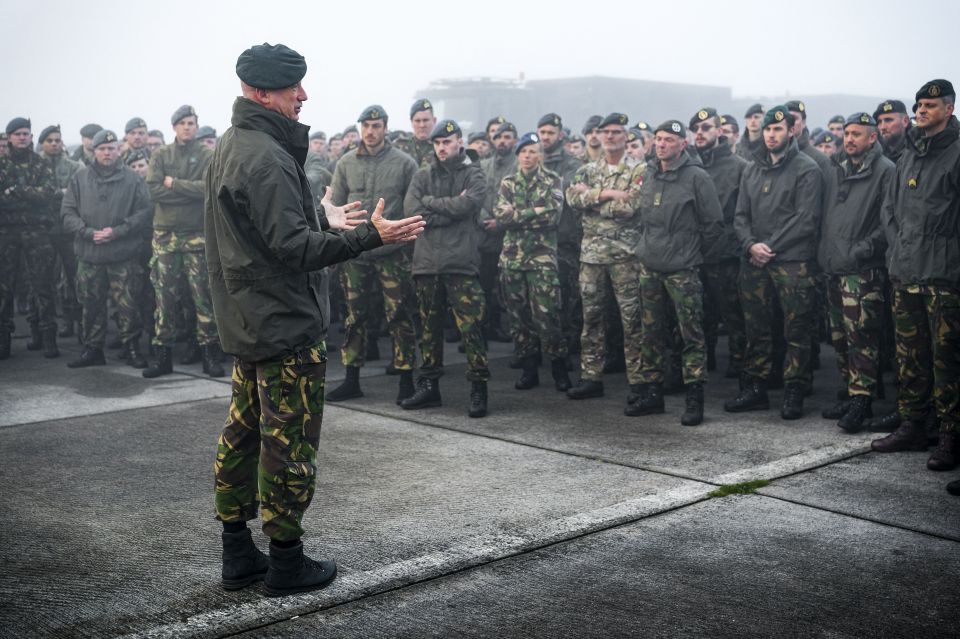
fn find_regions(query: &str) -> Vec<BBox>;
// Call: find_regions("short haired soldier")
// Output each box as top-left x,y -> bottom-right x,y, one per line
827,114 -> 845,139
873,99 -> 911,163
485,115 -> 506,143
736,103 -> 765,161
395,99 -> 436,168
61,130 -> 152,369
146,129 -> 165,154
125,149 -> 150,179
625,128 -> 645,162
872,79 -> 960,474
72,123 -> 102,165
309,130 -> 327,156
720,114 -> 740,150
582,115 -> 604,163
207,42 -> 424,596
564,134 -> 585,159
122,117 -> 149,164
196,125 -> 217,150
813,130 -> 838,157
725,106 -> 823,420
467,131 -> 492,159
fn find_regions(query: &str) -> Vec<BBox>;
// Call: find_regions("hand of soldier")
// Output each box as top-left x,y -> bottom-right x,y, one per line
482,219 -> 499,231
321,186 -> 367,230
370,198 -> 425,245
163,176 -> 174,189
572,183 -> 588,193
748,242 -> 775,266
600,189 -> 629,202
92,227 -> 115,244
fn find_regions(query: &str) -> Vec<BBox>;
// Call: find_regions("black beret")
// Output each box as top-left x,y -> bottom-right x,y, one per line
598,113 -> 629,129
430,119 -> 461,140
514,132 -> 541,155
342,124 -> 358,135
91,129 -> 119,148
537,113 -> 562,129
125,117 -> 147,133
626,128 -> 642,143
5,117 -> 30,135
467,131 -> 487,144
812,131 -> 835,146
689,107 -> 718,129
744,103 -> 764,118
873,99 -> 907,120
309,131 -> 326,141
410,99 -> 433,119
844,112 -> 876,128
914,79 -> 955,112
125,149 -> 149,165
828,114 -> 845,125
148,129 -> 164,139
358,104 -> 388,123
170,105 -> 196,125
635,121 -> 651,132
38,125 -> 60,144
784,100 -> 806,118
720,115 -> 739,131
655,120 -> 686,138
236,42 -> 306,90
486,115 -> 506,129
762,105 -> 795,129
196,125 -> 216,140
80,123 -> 103,139
582,115 -> 603,134
493,122 -> 517,138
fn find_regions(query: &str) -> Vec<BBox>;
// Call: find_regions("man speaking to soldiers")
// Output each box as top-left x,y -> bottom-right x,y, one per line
205,42 -> 424,597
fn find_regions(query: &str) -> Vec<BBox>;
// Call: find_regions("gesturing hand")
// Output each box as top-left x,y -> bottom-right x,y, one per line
370,198 -> 425,245
321,187 -> 367,230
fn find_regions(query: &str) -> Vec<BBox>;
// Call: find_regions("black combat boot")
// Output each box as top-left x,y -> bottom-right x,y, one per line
871,419 -> 928,453
326,366 -> 363,402
626,383 -> 645,406
26,322 -> 42,351
396,370 -> 415,405
822,390 -> 851,419
947,480 -> 960,496
625,382 -> 664,417
865,410 -> 900,432
781,383 -> 805,420
365,338 -> 381,361
142,346 -> 173,378
179,339 -> 202,365
125,341 -> 148,369
515,358 -> 539,390
401,377 -> 441,410
551,358 -> 571,392
724,376 -> 769,412
566,379 -> 604,400
0,332 -> 10,360
221,528 -> 269,590
264,540 -> 336,597
468,380 -> 488,418
681,382 -> 705,426
41,328 -> 59,359
67,346 -> 106,368
837,395 -> 872,433
927,429 -> 959,471
201,343 -> 226,377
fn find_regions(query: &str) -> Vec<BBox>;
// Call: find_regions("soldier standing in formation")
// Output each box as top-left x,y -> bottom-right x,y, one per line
395,99 -> 436,169
479,121 -> 516,343
736,103 -> 764,161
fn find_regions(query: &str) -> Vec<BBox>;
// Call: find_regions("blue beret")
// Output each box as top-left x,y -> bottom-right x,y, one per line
92,129 -> 119,148
236,42 -> 307,90
5,117 -> 30,135
80,123 -> 102,139
196,126 -> 216,140
170,105 -> 196,126
38,125 -> 60,144
358,105 -> 388,123
125,117 -> 147,133
514,132 -> 540,154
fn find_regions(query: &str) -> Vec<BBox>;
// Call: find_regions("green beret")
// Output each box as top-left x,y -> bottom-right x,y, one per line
689,107 -> 718,129
762,106 -> 795,129
170,105 -> 196,126
844,112 -> 876,128
537,113 -> 562,129
597,113 -> 630,129
744,103 -> 764,118
38,125 -> 60,144
236,42 -> 307,90
430,119 -> 461,140
80,123 -> 103,139
655,120 -> 686,138
784,100 -> 806,118
196,125 -> 217,140
125,117 -> 147,133
493,122 -> 517,139
410,99 -> 433,119
5,117 -> 30,135
92,129 -> 119,148
358,105 -> 388,123
720,115 -> 739,131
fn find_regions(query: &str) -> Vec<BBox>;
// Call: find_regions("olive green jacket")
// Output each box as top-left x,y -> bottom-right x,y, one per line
147,138 -> 212,232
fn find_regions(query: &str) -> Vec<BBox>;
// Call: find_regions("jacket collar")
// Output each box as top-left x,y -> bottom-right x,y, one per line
908,115 -> 960,157
696,140 -> 731,167
758,138 -> 800,170
231,97 -> 310,166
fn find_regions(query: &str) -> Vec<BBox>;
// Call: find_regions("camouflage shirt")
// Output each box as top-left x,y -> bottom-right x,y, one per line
565,155 -> 645,264
395,137 -> 434,169
494,165 -> 563,270
0,147 -> 57,228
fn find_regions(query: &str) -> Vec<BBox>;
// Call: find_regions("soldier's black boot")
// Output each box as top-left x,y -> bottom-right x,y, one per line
468,381 -> 488,418
515,359 -> 539,390
365,338 -> 381,361
221,528 -> 268,590
0,332 -> 10,360
822,391 -> 851,419
142,346 -> 173,378
566,379 -> 604,400
41,328 -> 59,359
780,383 -> 805,420
625,382 -> 664,417
396,370 -> 415,405
551,358 -> 571,392
947,480 -> 960,496
201,343 -> 226,377
626,383 -> 645,406
125,341 -> 148,369
264,540 -> 336,597
326,366 -> 363,402
26,322 -> 42,351
871,419 -> 928,453
179,339 -> 202,365
865,410 -> 900,432
401,377 -> 441,410
837,395 -> 872,433
927,429 -> 959,471
681,382 -> 705,426
67,346 -> 106,368
724,376 -> 769,412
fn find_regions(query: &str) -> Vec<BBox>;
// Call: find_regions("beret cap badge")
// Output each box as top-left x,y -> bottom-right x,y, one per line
883,102 -> 893,112
671,123 -> 681,133
445,122 -> 455,133
929,85 -> 941,97
774,111 -> 784,122
860,114 -> 871,124
698,110 -> 708,121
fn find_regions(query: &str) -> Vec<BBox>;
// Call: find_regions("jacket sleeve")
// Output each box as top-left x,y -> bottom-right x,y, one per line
423,166 -> 486,221
492,178 -> 517,227
60,175 -> 94,240
879,164 -> 900,257
246,159 -> 383,272
509,174 -> 563,230
566,165 -> 601,211
733,170 -> 757,255
23,159 -> 58,206
403,169 -> 449,227
601,164 -> 644,218
330,160 -> 349,207
856,162 -> 894,260
766,166 -> 822,254
693,172 -> 726,262
169,150 -> 213,201
146,150 -> 194,205
112,178 -> 153,240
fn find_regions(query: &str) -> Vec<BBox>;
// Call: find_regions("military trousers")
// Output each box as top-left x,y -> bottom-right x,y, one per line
150,230 -> 218,347
826,269 -> 885,397
701,260 -> 746,372
557,246 -> 583,354
893,284 -> 960,430
739,260 -> 815,386
34,232 -> 79,323
415,274 -> 489,382
639,265 -> 706,385
214,342 -> 327,542
76,259 -> 143,349
0,228 -> 57,334
500,266 -> 567,362
578,260 -> 643,384
339,251 -> 417,370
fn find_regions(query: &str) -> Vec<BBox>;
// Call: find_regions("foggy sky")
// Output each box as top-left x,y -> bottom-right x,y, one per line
3,0 -> 958,144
